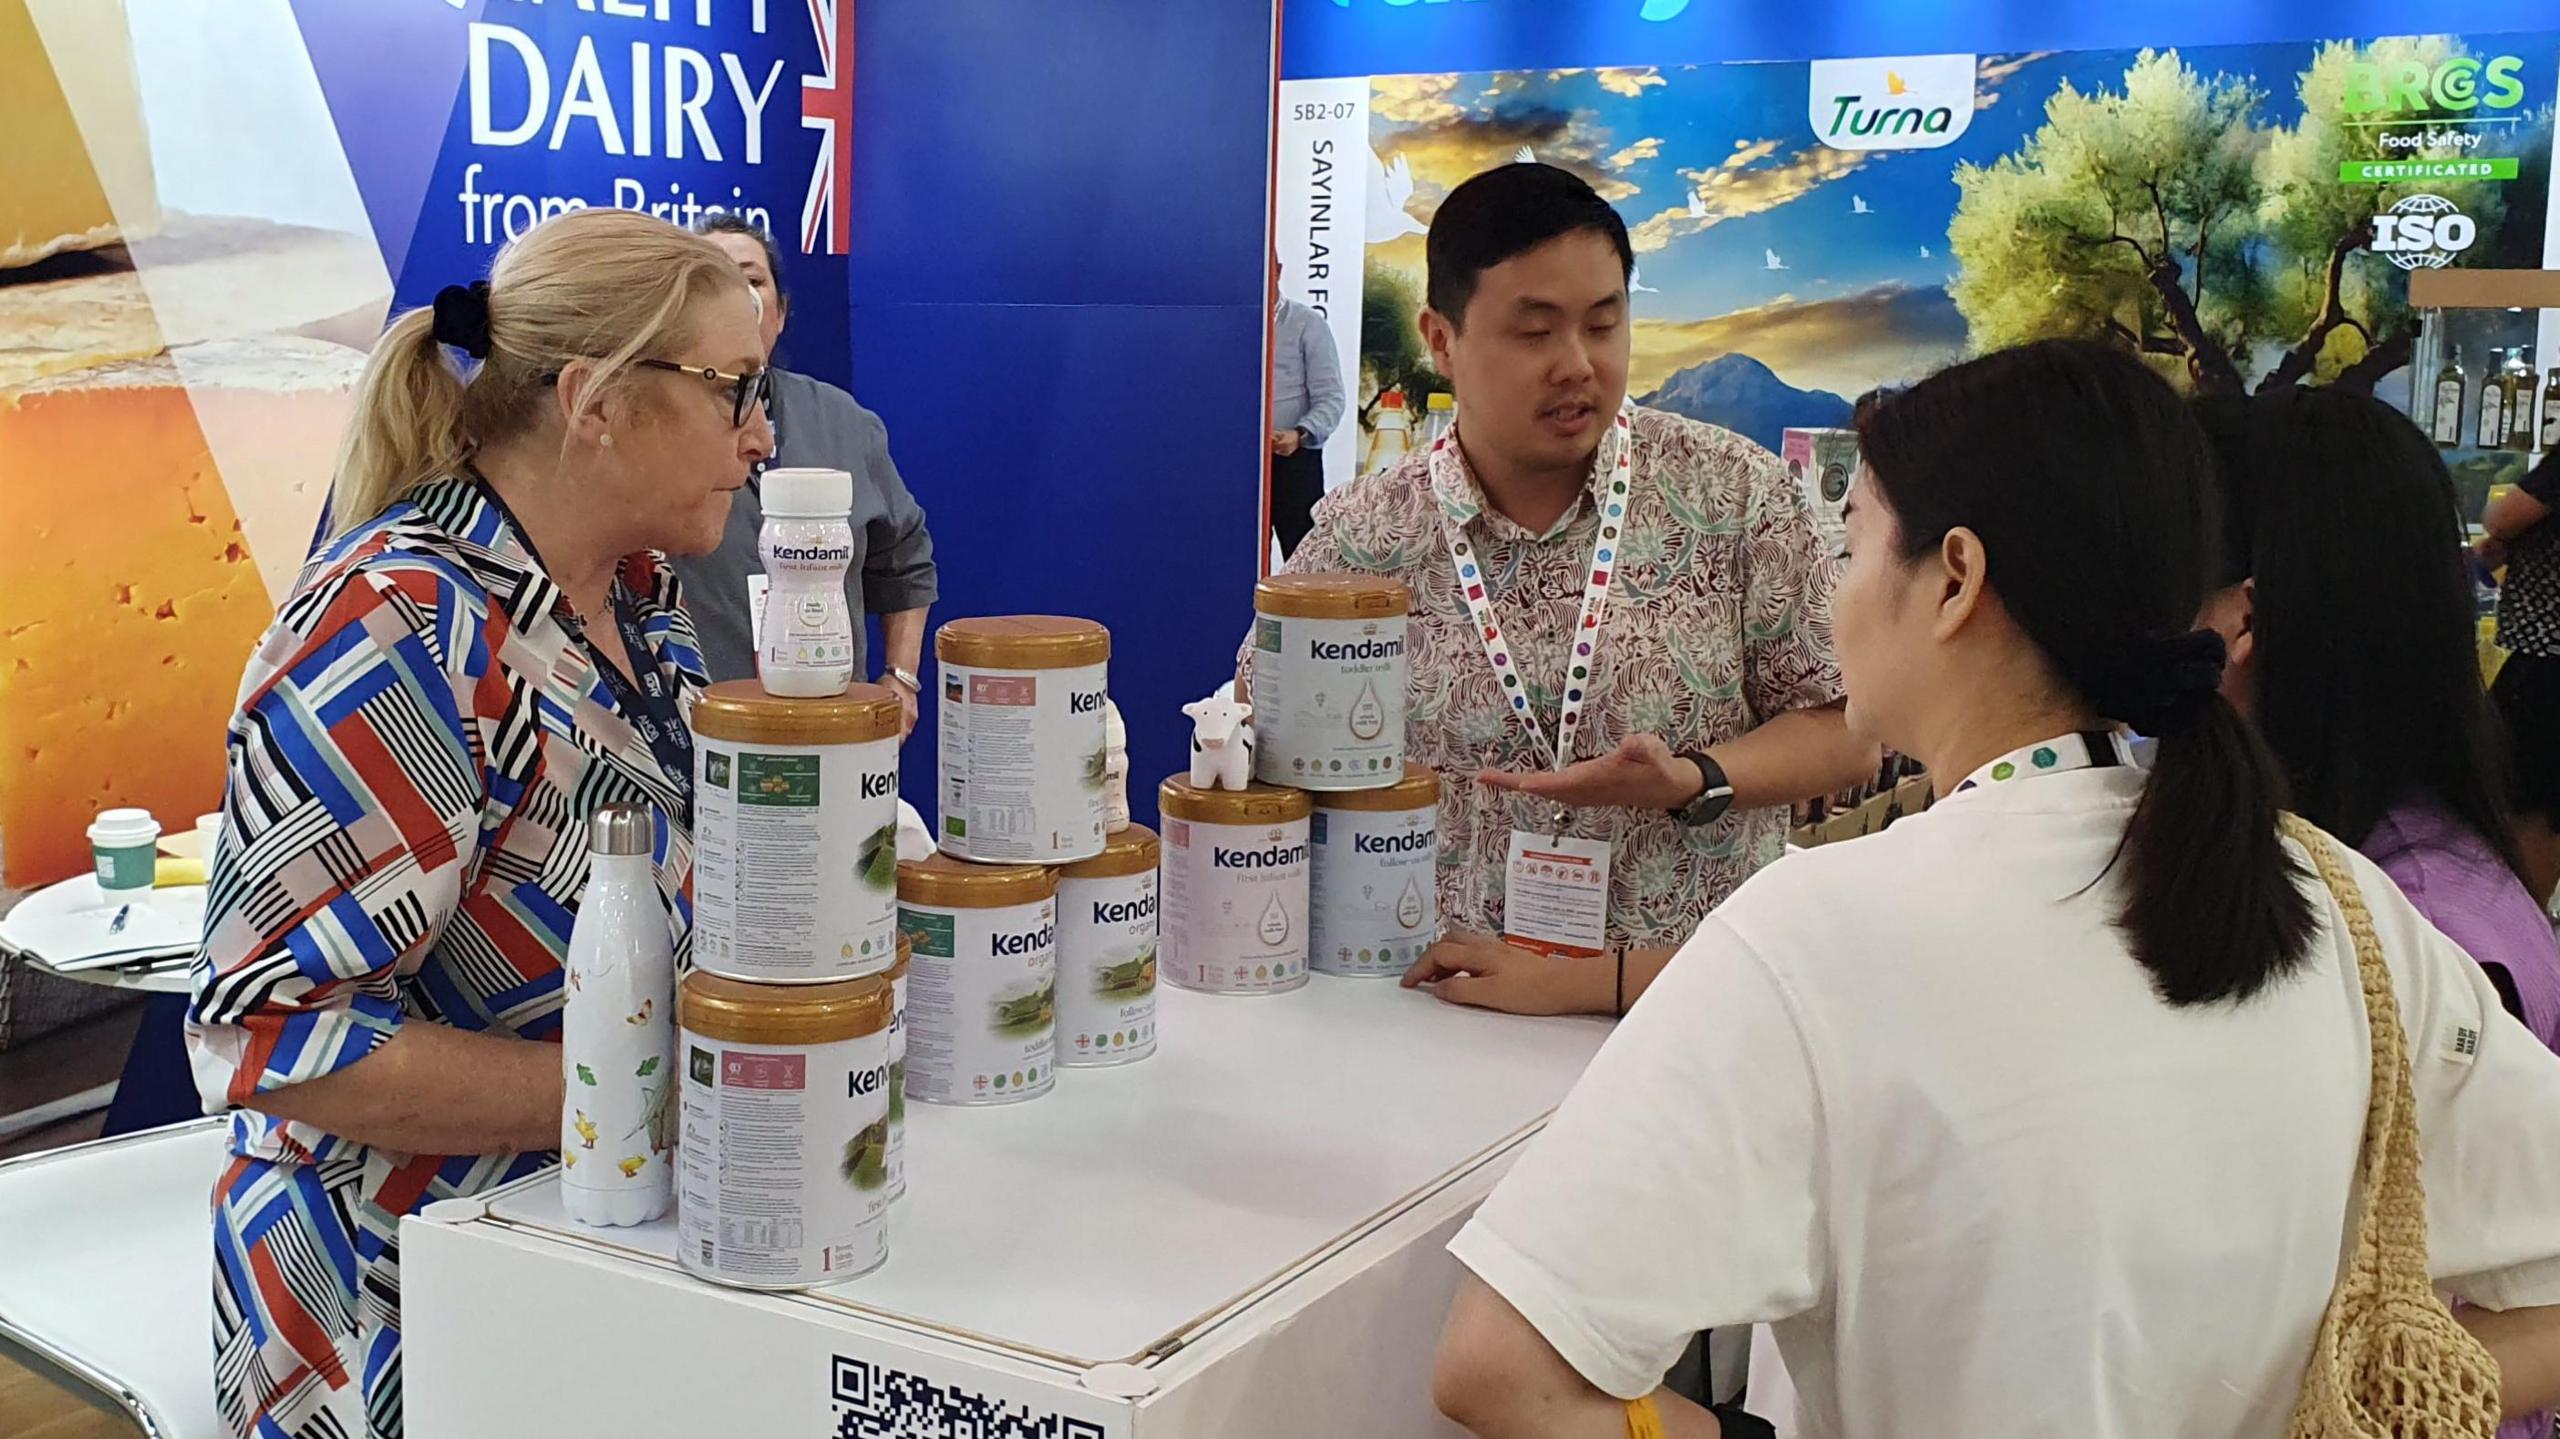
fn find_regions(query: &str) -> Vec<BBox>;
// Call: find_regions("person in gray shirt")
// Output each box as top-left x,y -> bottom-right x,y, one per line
1270,256 -> 1347,560
687,215 -> 939,738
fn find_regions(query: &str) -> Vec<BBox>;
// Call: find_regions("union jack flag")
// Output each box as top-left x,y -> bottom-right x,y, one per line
801,0 -> 855,254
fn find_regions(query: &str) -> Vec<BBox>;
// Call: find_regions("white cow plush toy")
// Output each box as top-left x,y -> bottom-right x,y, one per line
1183,696 -> 1256,791
894,800 -> 936,864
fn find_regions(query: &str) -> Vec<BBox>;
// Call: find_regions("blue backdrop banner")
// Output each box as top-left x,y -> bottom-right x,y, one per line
1285,0 -> 2560,82
293,0 -> 853,383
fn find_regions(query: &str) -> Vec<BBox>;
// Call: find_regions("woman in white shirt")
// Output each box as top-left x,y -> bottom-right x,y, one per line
1430,340 -> 2560,1438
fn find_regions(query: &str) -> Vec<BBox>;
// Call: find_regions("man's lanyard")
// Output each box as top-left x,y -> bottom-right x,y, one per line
1433,401 -> 1635,810
470,470 -> 694,811
1944,730 -> 2134,799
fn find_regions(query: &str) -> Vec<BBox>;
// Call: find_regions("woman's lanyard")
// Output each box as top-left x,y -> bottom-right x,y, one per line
1432,401 -> 1635,831
470,471 -> 695,811
1945,730 -> 2134,799
756,376 -> 784,477
604,591 -> 695,809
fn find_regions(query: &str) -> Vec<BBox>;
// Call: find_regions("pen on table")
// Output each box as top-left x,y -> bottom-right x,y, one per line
107,905 -> 130,936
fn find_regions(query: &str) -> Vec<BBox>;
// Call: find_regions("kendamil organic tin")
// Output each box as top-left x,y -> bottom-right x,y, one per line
1251,575 -> 1408,790
1158,777 -> 1311,995
896,854 -> 1059,1105
1053,824 -> 1159,1066
677,971 -> 894,1291
935,616 -> 1111,865
691,680 -> 905,982
1310,771 -> 1441,977
886,937 -> 909,1202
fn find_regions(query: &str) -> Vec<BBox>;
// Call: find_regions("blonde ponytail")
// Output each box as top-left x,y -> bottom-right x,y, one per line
327,207 -> 749,533
330,306 -> 469,530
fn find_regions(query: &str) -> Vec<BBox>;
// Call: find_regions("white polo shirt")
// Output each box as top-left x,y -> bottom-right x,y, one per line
1451,763 -> 2560,1438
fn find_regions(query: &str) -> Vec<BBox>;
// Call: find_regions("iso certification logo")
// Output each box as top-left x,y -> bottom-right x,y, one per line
2369,194 -> 2478,271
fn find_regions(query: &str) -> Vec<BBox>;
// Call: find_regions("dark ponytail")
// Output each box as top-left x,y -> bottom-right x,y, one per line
1859,342 -> 2317,1006
2116,692 -> 2319,1004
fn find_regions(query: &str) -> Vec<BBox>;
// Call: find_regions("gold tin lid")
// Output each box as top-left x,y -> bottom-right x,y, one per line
1158,775 -> 1314,825
1311,769 -> 1440,813
897,852 -> 1057,908
690,679 -> 903,745
1055,823 -> 1159,880
1254,574 -> 1411,620
936,616 -> 1111,669
890,933 -> 910,982
680,970 -> 892,1045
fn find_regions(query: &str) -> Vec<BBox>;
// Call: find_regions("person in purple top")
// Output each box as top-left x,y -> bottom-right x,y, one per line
2194,388 -> 2560,1055
2198,387 -> 2560,1439
2482,450 -> 2560,907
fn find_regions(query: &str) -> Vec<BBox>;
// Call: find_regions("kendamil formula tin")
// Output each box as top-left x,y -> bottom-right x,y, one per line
886,938 -> 909,1202
677,971 -> 894,1291
1251,574 -> 1408,790
691,680 -> 905,982
1053,824 -> 1159,1067
1158,777 -> 1311,995
1310,771 -> 1441,977
935,616 -> 1110,865
896,854 -> 1058,1105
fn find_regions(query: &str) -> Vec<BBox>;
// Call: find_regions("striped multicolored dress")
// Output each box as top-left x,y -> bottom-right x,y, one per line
186,478 -> 705,1439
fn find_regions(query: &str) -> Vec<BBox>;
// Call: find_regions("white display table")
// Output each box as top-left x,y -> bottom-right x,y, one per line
404,979 -> 1611,1438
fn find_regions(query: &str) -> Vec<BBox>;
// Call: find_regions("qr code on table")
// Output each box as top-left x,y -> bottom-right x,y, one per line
831,1355 -> 1110,1439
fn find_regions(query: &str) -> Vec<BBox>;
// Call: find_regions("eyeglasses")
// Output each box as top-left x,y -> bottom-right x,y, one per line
633,358 -> 773,428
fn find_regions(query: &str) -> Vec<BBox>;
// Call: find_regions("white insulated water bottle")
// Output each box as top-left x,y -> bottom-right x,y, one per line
561,803 -> 677,1226
757,466 -> 856,697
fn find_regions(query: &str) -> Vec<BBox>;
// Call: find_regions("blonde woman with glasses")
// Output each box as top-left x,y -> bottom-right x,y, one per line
186,207 -> 771,1439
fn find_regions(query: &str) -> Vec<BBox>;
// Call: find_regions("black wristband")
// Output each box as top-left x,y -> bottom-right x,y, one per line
1670,750 -> 1737,827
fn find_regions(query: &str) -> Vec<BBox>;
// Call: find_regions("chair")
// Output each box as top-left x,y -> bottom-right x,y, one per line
0,1118 -> 225,1438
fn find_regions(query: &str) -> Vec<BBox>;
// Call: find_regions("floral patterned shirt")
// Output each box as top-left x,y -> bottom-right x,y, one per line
1246,406 -> 1844,948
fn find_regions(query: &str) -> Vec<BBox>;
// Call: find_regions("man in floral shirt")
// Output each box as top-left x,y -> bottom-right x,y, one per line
1248,162 -> 1874,1016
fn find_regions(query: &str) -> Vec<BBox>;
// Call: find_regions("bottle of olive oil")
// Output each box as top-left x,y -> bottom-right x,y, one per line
2433,347 -> 2466,448
2510,351 -> 2540,452
2542,363 -> 2560,451
2478,349 -> 2511,451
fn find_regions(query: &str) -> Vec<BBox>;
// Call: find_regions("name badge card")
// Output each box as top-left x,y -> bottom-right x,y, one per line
1501,830 -> 1611,957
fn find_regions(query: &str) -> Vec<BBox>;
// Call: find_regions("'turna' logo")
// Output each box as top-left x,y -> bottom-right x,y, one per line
1808,55 -> 1978,152
2369,194 -> 2478,271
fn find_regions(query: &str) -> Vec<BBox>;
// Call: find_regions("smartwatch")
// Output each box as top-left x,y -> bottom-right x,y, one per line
1667,750 -> 1735,828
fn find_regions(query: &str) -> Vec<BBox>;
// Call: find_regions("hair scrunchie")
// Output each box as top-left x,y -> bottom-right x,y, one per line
2086,628 -> 2228,735
430,280 -> 493,359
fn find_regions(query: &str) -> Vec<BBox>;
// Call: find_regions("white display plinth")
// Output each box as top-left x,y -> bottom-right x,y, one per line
404,979 -> 1611,1438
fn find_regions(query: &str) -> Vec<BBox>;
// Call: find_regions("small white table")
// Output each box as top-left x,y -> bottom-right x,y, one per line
405,979 -> 1613,1438
0,877 -> 200,996
15,950 -> 193,996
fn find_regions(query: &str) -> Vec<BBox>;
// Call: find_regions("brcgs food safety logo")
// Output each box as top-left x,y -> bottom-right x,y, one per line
2344,53 -> 2529,118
